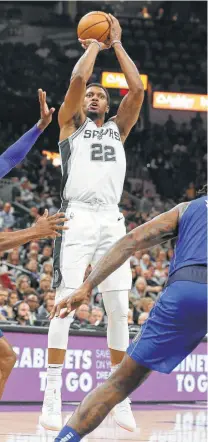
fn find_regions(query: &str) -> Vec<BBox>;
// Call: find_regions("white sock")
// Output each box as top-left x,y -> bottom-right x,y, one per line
46,364 -> 63,391
111,363 -> 120,375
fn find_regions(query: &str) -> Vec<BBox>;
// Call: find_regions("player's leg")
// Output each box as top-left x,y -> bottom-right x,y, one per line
40,205 -> 97,431
102,288 -> 137,431
93,210 -> 134,430
0,333 -> 16,398
40,286 -> 76,431
55,354 -> 151,441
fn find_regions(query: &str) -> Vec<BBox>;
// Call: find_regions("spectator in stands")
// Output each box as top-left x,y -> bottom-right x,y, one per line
37,274 -> 52,300
21,241 -> 40,265
184,182 -> 196,201
0,203 -> 15,230
19,177 -> 35,207
138,6 -> 151,19
138,312 -> 149,326
13,301 -> 31,326
140,253 -> 152,271
25,259 -> 40,288
8,249 -> 21,266
155,7 -> 164,20
128,308 -> 134,325
2,290 -> 19,319
88,306 -> 105,327
157,250 -> 169,268
42,262 -> 53,277
16,274 -> 31,299
140,298 -> 155,313
39,245 -> 53,265
26,294 -> 40,324
0,288 -> 9,317
142,268 -> 163,295
37,295 -> 55,321
132,277 -> 149,300
18,206 -> 39,229
154,259 -> 167,282
167,248 -> 174,261
71,304 -> 91,329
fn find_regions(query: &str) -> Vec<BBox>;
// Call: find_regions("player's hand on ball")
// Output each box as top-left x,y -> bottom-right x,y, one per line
78,38 -> 110,51
108,14 -> 122,44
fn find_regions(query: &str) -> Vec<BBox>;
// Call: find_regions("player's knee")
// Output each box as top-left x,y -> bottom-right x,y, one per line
48,316 -> 73,349
103,290 -> 129,321
107,303 -> 128,325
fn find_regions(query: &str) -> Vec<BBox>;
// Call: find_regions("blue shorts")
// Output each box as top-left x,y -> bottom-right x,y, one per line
0,328 -> 3,338
127,278 -> 207,374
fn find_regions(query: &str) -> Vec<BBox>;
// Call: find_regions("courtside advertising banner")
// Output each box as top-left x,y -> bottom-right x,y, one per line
153,92 -> 208,112
2,332 -> 207,402
101,72 -> 148,90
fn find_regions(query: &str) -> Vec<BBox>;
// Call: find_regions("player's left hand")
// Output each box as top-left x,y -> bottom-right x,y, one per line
50,286 -> 91,319
108,14 -> 122,44
37,89 -> 55,131
78,38 -> 111,51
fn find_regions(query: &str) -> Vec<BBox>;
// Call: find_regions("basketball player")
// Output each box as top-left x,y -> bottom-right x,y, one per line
40,14 -> 144,432
0,89 -> 55,178
0,88 -> 68,400
53,187 -> 207,442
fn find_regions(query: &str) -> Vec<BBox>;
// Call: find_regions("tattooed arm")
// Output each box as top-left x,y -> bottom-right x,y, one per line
51,202 -> 188,318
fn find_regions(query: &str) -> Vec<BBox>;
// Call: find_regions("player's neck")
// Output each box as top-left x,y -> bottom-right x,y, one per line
88,115 -> 105,127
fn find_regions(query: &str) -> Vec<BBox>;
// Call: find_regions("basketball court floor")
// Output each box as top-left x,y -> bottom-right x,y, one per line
0,403 -> 207,441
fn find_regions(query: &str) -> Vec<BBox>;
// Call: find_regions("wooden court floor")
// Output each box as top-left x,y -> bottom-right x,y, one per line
0,404 -> 207,441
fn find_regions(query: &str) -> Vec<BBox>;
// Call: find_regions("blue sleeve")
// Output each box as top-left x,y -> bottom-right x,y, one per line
0,124 -> 43,179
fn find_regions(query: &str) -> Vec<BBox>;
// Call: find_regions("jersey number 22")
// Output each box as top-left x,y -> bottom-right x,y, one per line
91,144 -> 116,162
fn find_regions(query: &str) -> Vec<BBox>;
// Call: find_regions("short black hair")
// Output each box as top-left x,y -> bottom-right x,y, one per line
86,83 -> 110,106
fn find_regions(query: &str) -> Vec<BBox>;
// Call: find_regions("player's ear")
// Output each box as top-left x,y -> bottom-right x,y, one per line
106,105 -> 110,114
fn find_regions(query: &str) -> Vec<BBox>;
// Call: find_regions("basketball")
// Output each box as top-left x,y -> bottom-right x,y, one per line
77,11 -> 111,43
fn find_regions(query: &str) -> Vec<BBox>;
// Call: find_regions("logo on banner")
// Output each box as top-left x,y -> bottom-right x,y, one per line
102,72 -> 148,90
153,92 -> 208,112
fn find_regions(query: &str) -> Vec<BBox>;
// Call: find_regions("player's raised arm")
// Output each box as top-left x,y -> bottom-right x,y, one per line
0,89 -> 54,179
0,211 -> 68,252
58,40 -> 109,130
109,14 -> 144,142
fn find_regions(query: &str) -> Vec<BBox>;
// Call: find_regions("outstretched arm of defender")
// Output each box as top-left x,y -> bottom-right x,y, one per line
51,203 -> 188,318
109,15 -> 144,142
58,40 -> 108,128
0,211 -> 68,252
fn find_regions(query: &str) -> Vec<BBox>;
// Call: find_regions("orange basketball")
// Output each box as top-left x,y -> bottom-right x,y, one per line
77,11 -> 111,43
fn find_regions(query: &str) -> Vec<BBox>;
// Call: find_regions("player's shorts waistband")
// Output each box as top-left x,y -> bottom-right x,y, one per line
167,265 -> 207,286
61,199 -> 119,212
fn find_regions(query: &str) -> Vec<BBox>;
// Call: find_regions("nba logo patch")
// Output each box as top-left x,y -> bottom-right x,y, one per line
53,268 -> 62,288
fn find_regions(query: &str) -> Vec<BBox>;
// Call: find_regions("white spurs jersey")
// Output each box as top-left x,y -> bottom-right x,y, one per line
59,118 -> 126,205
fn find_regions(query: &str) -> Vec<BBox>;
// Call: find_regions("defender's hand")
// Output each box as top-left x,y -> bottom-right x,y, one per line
50,286 -> 91,319
37,89 -> 55,131
34,210 -> 68,239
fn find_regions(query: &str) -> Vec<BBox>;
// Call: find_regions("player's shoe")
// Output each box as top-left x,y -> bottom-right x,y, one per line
39,388 -> 62,431
111,397 -> 136,432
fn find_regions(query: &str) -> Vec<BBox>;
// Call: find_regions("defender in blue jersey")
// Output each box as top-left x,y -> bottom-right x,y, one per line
52,187 -> 207,441
0,90 -> 69,400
